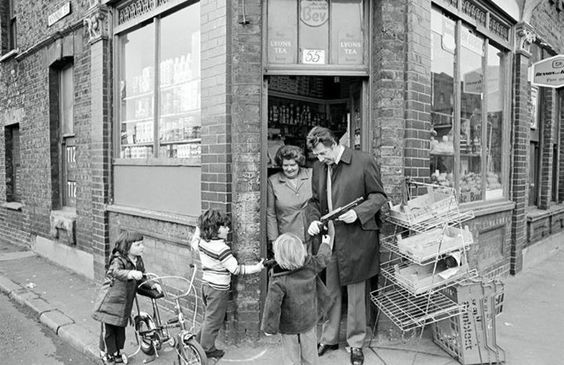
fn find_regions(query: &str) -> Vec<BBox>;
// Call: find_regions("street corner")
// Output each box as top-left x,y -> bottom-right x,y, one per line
0,275 -> 22,294
39,309 -> 75,334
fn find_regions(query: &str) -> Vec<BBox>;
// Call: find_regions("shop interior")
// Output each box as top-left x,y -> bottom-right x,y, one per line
266,75 -> 364,173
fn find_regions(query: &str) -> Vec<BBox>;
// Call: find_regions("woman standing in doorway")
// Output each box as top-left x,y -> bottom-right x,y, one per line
267,145 -> 313,257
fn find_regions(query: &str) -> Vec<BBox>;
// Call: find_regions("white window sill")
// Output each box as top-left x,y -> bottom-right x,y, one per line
2,202 -> 23,211
0,49 -> 20,63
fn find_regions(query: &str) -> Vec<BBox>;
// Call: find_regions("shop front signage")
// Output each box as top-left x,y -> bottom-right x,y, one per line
338,30 -> 362,64
300,0 -> 329,27
48,2 -> 71,27
302,49 -> 325,64
268,31 -> 296,64
531,55 -> 564,88
118,0 -> 175,26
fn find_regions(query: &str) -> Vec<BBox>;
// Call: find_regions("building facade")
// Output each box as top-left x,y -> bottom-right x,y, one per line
1,0 -> 563,341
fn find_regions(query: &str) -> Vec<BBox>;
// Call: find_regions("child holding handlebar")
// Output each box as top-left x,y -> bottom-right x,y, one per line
190,209 -> 265,359
92,231 -> 161,365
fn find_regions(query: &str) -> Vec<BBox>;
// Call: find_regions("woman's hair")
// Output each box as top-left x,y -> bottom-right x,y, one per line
198,208 -> 231,241
273,233 -> 307,270
306,126 -> 336,150
274,145 -> 306,167
113,230 -> 144,256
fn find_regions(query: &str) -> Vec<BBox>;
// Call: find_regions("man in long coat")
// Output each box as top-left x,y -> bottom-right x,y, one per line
306,126 -> 387,365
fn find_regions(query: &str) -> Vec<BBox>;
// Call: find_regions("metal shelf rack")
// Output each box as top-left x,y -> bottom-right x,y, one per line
371,179 -> 477,333
370,284 -> 465,332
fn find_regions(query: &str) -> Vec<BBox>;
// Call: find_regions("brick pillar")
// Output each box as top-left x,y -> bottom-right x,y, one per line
200,0 -> 264,342
560,90 -> 564,202
510,23 -> 535,275
372,0 -> 410,202
84,3 -> 111,280
538,88 -> 554,209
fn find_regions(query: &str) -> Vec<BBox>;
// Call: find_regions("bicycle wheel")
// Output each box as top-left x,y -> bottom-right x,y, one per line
177,336 -> 207,365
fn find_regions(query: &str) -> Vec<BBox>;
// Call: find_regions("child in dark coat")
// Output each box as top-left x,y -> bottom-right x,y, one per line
92,231 -> 161,364
261,229 -> 334,365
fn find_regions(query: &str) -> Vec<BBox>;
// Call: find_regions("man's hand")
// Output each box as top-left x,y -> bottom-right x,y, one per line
338,209 -> 357,223
308,221 -> 322,235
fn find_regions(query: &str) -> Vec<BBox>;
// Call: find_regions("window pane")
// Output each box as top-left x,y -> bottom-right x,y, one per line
485,44 -> 505,200
331,0 -> 363,65
268,0 -> 298,64
430,9 -> 455,188
459,26 -> 484,203
158,4 -> 201,160
299,0 -> 329,65
60,66 -> 74,135
119,23 -> 155,159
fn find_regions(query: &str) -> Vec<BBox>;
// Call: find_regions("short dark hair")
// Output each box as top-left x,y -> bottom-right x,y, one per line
198,209 -> 231,241
113,230 -> 144,256
306,126 -> 336,150
274,145 -> 306,167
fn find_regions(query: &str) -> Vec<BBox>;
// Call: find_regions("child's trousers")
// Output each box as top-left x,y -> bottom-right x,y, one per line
99,322 -> 126,355
280,326 -> 319,365
197,282 -> 229,352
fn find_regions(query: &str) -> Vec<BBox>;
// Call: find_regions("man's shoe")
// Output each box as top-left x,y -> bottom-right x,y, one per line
205,349 -> 225,359
350,347 -> 364,365
317,343 -> 338,356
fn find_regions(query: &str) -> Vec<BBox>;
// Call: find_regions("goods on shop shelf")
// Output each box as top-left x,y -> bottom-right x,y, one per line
397,226 -> 473,263
390,257 -> 472,296
389,187 -> 457,226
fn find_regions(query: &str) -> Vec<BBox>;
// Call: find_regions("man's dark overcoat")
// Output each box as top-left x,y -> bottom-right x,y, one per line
308,147 -> 387,285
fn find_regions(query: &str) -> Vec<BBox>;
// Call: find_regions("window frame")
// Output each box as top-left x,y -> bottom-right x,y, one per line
112,0 -> 201,167
265,0 -> 370,76
5,123 -> 20,203
8,0 -> 16,50
431,2 -> 513,205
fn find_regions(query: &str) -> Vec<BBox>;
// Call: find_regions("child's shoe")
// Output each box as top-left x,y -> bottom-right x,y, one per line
100,351 -> 115,364
205,349 -> 225,359
113,352 -> 128,364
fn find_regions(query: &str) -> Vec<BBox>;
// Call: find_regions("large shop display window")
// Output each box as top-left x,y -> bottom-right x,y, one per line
267,0 -> 366,67
117,5 -> 200,162
430,7 -> 510,204
112,1 -> 201,217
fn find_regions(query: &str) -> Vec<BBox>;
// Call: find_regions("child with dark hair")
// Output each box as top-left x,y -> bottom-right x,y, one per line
92,231 -> 161,364
190,208 -> 265,359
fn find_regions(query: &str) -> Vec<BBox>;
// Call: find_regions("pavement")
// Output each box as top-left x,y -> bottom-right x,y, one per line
1,232 -> 563,365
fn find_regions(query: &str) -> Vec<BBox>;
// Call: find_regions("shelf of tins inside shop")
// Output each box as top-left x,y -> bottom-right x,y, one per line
386,210 -> 474,233
380,231 -> 474,266
370,284 -> 466,332
380,262 -> 479,296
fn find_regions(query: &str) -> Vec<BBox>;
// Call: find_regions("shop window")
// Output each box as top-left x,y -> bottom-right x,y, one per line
5,124 -> 20,202
117,4 -> 201,162
49,63 -> 76,209
267,0 -> 366,66
430,7 -> 510,204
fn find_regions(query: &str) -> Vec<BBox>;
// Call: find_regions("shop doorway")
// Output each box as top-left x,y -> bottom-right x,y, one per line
266,75 -> 366,171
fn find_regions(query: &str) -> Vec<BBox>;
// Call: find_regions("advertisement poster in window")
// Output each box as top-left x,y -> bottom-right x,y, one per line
338,29 -> 362,64
268,31 -> 296,64
529,86 -> 538,129
300,0 -> 329,27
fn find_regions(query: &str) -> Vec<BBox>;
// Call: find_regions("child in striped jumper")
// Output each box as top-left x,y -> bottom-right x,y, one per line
190,208 -> 265,359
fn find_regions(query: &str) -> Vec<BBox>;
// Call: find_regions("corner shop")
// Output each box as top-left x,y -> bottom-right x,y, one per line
1,0 -> 564,341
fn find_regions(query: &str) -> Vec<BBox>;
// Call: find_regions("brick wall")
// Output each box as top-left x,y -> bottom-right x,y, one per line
538,88 -> 554,209
0,0 -> 94,254
372,0 -> 408,202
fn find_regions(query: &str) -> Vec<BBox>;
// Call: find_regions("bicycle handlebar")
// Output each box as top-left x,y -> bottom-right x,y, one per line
138,267 -> 197,300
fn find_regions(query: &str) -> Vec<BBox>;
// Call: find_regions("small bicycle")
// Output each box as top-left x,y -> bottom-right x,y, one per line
131,265 -> 207,364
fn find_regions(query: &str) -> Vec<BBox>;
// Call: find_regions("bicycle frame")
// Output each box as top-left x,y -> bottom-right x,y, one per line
131,264 -> 205,364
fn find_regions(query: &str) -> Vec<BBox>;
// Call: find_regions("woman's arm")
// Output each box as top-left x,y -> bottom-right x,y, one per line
266,178 -> 279,242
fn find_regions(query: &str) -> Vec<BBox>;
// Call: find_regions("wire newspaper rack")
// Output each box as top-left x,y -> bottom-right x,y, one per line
371,179 -> 477,333
370,284 -> 465,332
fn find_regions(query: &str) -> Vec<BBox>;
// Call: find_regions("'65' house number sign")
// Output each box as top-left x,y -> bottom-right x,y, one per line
300,0 -> 328,65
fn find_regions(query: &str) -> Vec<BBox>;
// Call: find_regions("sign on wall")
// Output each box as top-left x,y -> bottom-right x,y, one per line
531,55 -> 564,88
300,0 -> 329,27
48,2 -> 71,27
